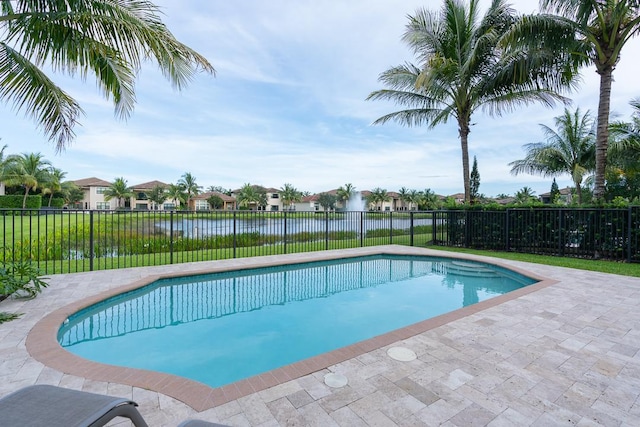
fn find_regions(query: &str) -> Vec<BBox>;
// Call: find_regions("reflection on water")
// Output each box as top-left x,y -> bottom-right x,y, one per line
59,256 -> 534,347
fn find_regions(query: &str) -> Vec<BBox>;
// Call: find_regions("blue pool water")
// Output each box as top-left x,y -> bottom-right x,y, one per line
58,255 -> 536,388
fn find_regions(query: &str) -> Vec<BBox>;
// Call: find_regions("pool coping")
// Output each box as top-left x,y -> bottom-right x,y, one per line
26,246 -> 558,412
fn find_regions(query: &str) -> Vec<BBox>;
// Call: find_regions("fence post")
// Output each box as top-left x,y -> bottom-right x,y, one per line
283,210 -> 287,254
505,209 -> 510,252
233,211 -> 237,258
325,211 -> 329,250
465,210 -> 470,248
360,211 -> 364,247
628,206 -> 633,263
410,211 -> 414,246
89,210 -> 95,271
389,211 -> 393,244
559,209 -> 564,257
169,211 -> 174,264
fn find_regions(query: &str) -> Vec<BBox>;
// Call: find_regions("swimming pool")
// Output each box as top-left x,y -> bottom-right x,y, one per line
58,254 -> 537,388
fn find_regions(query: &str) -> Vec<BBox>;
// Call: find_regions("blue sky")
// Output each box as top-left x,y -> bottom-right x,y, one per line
2,0 -> 640,197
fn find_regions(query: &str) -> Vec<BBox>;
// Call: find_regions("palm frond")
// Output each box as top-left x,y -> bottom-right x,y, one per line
0,42 -> 81,150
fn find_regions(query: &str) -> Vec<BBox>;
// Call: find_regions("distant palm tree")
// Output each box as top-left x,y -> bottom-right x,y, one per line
279,183 -> 302,211
366,188 -> 390,211
398,187 -> 410,211
104,177 -> 133,209
515,187 -> 537,204
41,167 -> 66,206
60,181 -> 84,208
407,189 -> 421,210
509,108 -> 595,204
1,0 -> 215,150
177,172 -> 201,210
610,98 -> 640,171
336,183 -> 355,209
5,152 -> 52,208
166,183 -> 186,209
419,189 -> 440,210
367,0 -> 570,204
237,183 -> 261,210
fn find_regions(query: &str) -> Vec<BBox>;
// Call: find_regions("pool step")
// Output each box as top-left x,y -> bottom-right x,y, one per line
446,261 -> 501,278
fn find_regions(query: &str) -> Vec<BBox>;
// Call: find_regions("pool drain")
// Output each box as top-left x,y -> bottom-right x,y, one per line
324,372 -> 348,388
387,346 -> 417,361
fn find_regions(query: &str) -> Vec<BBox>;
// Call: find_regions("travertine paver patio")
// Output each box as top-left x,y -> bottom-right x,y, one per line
1,245 -> 639,426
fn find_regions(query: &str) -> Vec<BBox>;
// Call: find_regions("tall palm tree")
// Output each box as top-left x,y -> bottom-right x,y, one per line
41,167 -> 66,206
336,183 -> 355,209
509,108 -> 596,205
1,0 -> 215,150
177,172 -> 201,210
367,0 -> 571,204
104,177 -> 133,210
279,183 -> 301,211
5,152 -> 52,208
609,98 -> 640,200
166,183 -> 185,209
508,0 -> 640,200
419,188 -> 440,210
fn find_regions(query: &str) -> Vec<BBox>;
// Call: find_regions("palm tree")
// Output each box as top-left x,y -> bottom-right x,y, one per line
177,172 -> 201,210
60,181 -> 84,208
509,108 -> 596,205
367,0 -> 570,204
609,98 -> 640,200
398,187 -> 411,211
408,189 -> 421,210
5,152 -> 52,208
104,177 -> 133,210
419,188 -> 440,210
1,0 -> 215,150
336,183 -> 355,209
508,0 -> 640,200
236,183 -> 261,210
515,186 -> 537,204
41,167 -> 66,206
279,183 -> 302,211
166,183 -> 185,209
366,188 -> 390,211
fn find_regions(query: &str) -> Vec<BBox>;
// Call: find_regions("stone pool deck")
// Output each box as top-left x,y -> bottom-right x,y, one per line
1,246 -> 639,426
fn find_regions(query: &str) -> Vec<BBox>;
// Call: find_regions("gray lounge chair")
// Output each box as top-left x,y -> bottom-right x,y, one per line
0,384 -> 148,427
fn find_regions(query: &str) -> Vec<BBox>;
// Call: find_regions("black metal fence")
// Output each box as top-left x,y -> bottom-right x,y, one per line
2,207 -> 638,275
433,207 -> 640,263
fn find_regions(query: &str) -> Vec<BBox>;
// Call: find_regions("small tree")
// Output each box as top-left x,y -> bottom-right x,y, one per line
550,178 -> 560,203
147,185 -> 168,210
470,156 -> 480,204
317,193 -> 337,211
207,195 -> 224,210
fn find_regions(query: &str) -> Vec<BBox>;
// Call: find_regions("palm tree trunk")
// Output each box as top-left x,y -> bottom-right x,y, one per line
458,118 -> 471,204
22,187 -> 30,209
594,66 -> 613,201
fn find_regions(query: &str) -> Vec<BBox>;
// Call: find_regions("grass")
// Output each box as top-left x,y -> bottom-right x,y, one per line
428,246 -> 640,277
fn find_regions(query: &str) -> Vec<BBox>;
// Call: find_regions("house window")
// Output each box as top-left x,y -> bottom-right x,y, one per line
271,193 -> 279,199
137,192 -> 148,200
270,205 -> 279,211
96,202 -> 110,210
163,203 -> 175,210
135,203 -> 148,210
96,187 -> 108,194
195,200 -> 209,210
